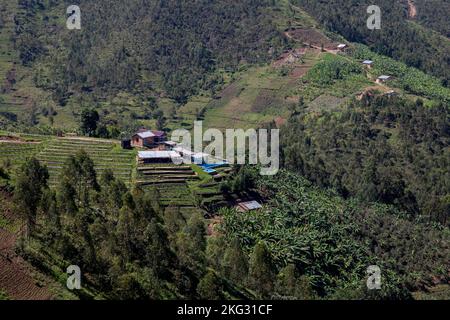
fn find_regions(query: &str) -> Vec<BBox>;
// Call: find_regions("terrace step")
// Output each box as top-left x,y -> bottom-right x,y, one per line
137,179 -> 192,185
137,166 -> 192,171
139,170 -> 196,176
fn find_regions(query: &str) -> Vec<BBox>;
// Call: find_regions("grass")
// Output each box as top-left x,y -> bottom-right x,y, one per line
0,289 -> 9,300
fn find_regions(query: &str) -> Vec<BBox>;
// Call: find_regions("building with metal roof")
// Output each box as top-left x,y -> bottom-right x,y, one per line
236,200 -> 263,212
137,150 -> 181,164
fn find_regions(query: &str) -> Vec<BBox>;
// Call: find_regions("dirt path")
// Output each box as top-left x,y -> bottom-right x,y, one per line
407,0 -> 417,19
0,228 -> 53,300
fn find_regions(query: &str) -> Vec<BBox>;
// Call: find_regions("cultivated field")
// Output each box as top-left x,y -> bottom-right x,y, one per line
36,137 -> 136,187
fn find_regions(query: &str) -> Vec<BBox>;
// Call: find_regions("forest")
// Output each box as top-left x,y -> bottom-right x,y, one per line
281,93 -> 449,225
7,154 -> 448,300
14,0 -> 287,104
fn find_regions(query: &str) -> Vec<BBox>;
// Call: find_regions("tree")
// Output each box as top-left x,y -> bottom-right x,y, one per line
197,270 -> 222,300
156,115 -> 166,131
144,220 -> 172,278
60,150 -> 100,208
275,264 -> 315,300
223,238 -> 248,286
248,242 -> 275,298
176,212 -> 206,270
14,158 -> 49,238
80,108 -> 100,136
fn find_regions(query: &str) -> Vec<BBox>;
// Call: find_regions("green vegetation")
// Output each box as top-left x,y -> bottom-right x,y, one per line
349,44 -> 450,102
0,289 -> 9,300
294,0 -> 450,85
36,138 -> 135,187
1,0 -> 449,301
281,94 -> 449,225
219,168 -> 449,299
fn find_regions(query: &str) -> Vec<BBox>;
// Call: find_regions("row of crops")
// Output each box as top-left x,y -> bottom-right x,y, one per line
35,138 -> 135,187
137,164 -> 198,208
0,142 -> 42,170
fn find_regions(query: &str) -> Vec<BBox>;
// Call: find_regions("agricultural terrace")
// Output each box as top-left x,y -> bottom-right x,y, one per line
36,138 -> 136,187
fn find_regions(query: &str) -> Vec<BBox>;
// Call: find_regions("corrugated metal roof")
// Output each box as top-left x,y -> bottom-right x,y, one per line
378,75 -> 391,80
136,131 -> 155,139
363,60 -> 373,64
238,201 -> 262,211
138,151 -> 180,159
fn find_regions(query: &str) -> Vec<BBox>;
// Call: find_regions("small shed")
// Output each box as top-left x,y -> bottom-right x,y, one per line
362,60 -> 374,68
236,200 -> 263,212
137,150 -> 181,164
376,75 -> 391,84
337,44 -> 347,50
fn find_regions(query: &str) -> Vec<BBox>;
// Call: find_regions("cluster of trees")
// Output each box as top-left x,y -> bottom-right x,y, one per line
281,93 -> 449,225
415,0 -> 450,37
14,0 -> 286,105
220,167 -> 449,299
12,154 -> 309,299
295,0 -> 450,86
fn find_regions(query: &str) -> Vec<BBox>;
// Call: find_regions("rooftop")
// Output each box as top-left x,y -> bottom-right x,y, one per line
138,150 -> 180,159
151,130 -> 165,137
237,200 -> 263,212
136,131 -> 155,139
362,60 -> 374,64
378,75 -> 391,80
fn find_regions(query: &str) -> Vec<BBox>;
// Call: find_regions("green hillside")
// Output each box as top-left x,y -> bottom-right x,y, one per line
0,0 -> 449,300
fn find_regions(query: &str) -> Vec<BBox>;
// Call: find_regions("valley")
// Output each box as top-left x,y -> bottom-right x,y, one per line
0,0 -> 448,301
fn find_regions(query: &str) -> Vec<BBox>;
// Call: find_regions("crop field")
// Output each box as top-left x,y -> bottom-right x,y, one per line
0,141 -> 42,170
35,138 -> 136,187
137,164 -> 198,208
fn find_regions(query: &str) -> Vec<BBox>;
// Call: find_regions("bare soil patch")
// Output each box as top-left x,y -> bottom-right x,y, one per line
408,0 -> 417,19
0,228 -> 54,300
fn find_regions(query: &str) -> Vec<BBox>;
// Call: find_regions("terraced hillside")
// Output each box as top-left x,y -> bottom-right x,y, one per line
137,165 -> 198,208
0,1 -> 18,89
36,138 -> 136,187
0,141 -> 41,170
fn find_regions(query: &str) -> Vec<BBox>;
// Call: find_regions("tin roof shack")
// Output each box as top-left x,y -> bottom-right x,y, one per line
376,75 -> 391,84
362,60 -> 374,69
137,150 -> 181,164
337,44 -> 348,51
236,200 -> 263,212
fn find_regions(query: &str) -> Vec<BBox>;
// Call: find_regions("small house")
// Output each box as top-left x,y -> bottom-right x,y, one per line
376,75 -> 391,84
132,130 -> 155,148
131,129 -> 167,148
137,150 -> 181,164
337,44 -> 347,50
362,60 -> 374,69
